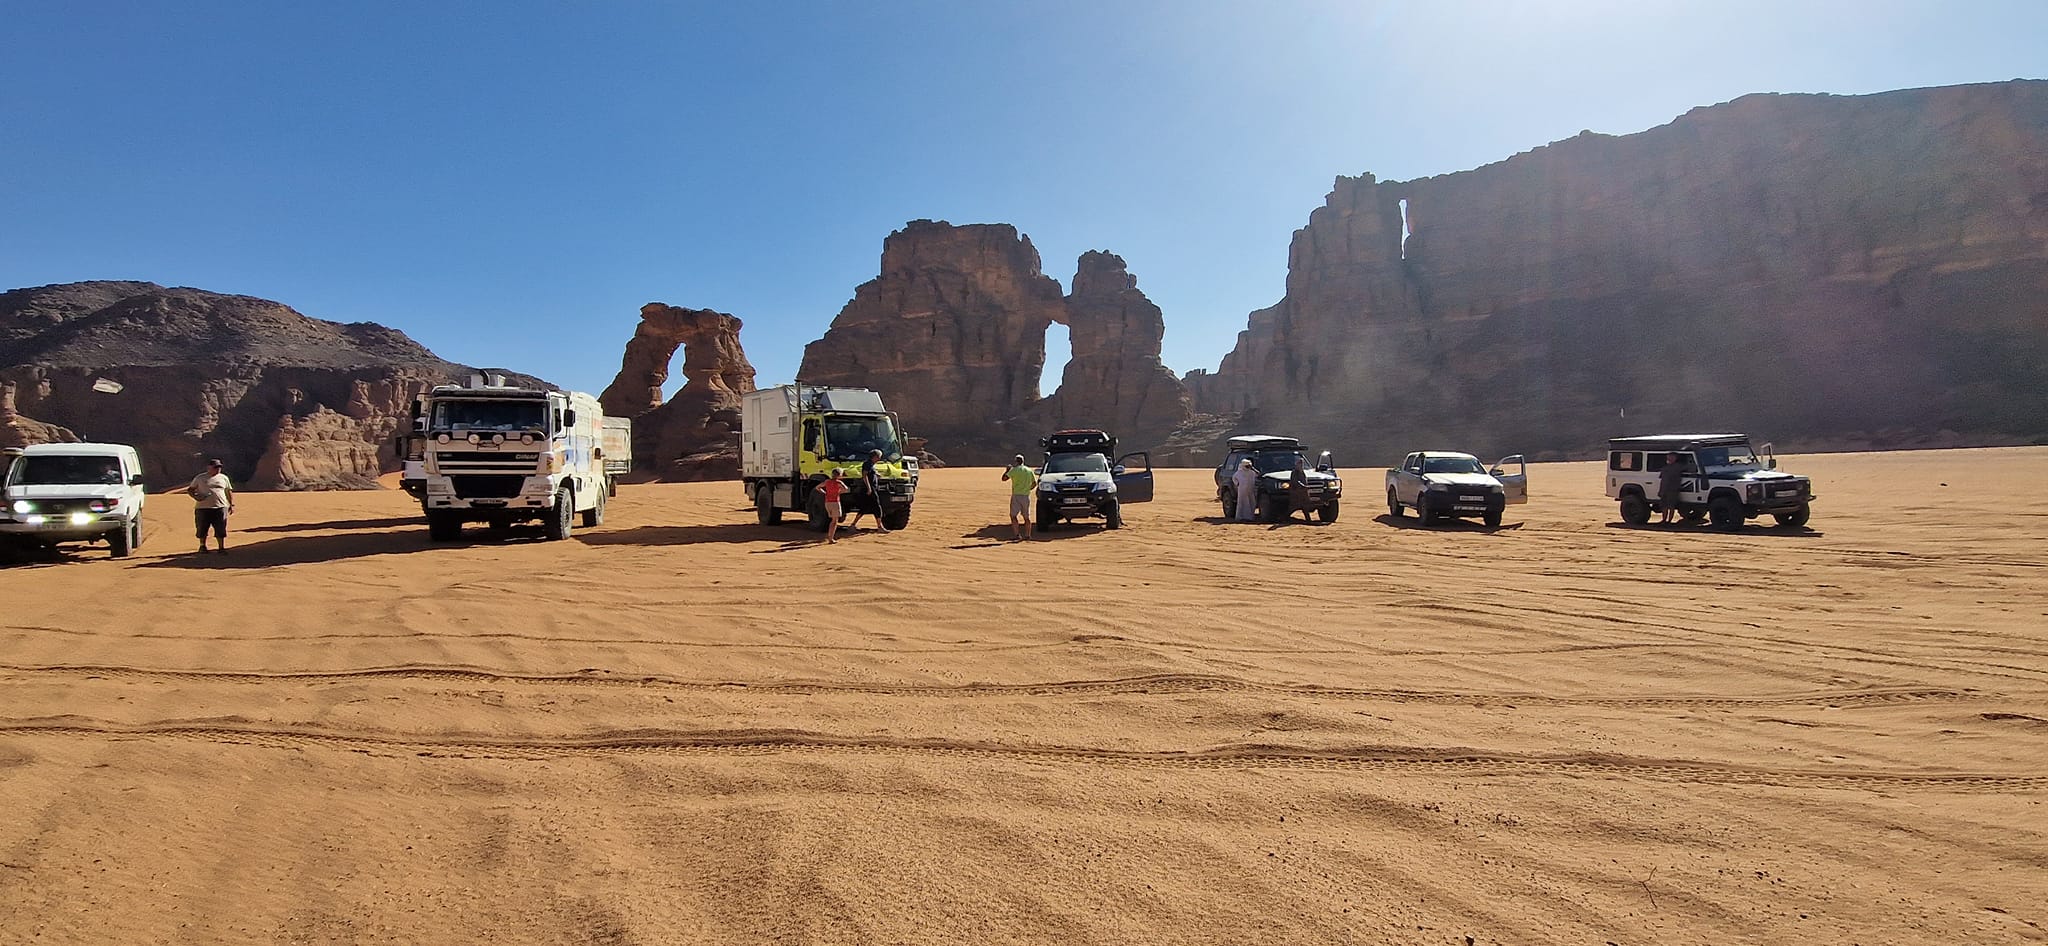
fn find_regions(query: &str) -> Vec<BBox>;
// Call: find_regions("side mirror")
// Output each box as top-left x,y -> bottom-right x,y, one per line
1112,466 -> 1126,476
1489,468 -> 1501,476
562,410 -> 577,427
1768,459 -> 1777,470
129,474 -> 146,486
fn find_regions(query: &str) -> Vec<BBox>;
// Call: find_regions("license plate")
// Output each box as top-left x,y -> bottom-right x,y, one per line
1454,504 -> 1486,511
1062,497 -> 1089,506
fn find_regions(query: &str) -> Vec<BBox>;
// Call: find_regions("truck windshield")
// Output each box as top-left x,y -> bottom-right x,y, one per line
823,415 -> 901,461
1045,453 -> 1109,474
1695,444 -> 1760,470
1422,456 -> 1485,474
8,455 -> 125,486
1247,450 -> 1301,474
432,400 -> 546,433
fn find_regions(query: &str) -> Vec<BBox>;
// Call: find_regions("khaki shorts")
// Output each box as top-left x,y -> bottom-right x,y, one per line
1010,494 -> 1031,517
824,501 -> 842,518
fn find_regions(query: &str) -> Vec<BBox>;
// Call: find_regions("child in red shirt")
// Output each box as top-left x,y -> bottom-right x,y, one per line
816,468 -> 848,543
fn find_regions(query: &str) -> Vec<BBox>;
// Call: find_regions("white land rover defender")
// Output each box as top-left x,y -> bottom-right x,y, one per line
0,443 -> 148,558
1606,434 -> 1814,530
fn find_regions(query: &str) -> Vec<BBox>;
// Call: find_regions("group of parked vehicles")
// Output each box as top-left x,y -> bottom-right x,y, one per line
3,361 -> 1815,560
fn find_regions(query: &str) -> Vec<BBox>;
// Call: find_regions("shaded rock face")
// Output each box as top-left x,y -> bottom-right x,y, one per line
1190,80 -> 2048,461
0,282 -> 523,488
1022,251 -> 1191,452
599,303 -> 757,480
1,380 -> 78,449
800,223 -> 1193,463
799,221 -> 1067,462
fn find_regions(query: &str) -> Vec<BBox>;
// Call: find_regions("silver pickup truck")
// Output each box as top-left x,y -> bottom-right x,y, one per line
1386,451 -> 1527,527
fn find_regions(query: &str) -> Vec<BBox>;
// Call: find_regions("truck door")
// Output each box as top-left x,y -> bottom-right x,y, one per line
1113,452 -> 1154,504
1492,455 -> 1528,504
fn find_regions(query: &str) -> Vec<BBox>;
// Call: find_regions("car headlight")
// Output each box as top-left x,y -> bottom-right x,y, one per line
1489,485 -> 1504,494
1039,482 -> 1058,493
1092,481 -> 1115,492
10,500 -> 30,514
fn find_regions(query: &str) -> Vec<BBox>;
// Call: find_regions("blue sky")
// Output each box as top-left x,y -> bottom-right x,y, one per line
4,1 -> 2043,397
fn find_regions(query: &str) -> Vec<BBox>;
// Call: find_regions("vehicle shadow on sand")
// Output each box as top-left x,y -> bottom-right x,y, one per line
1602,521 -> 1825,538
138,527 -> 435,569
1374,514 -> 1522,533
951,524 -> 1103,548
241,516 -> 416,534
580,523 -> 806,548
1193,515 -> 1338,529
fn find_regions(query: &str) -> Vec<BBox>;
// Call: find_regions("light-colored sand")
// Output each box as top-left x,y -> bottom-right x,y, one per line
3,448 -> 2045,945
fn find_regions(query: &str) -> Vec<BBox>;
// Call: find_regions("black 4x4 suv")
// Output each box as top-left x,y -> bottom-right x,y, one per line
1035,430 -> 1154,530
1214,435 -> 1342,523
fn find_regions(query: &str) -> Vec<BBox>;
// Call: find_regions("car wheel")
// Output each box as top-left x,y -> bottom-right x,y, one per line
806,491 -> 831,532
1387,489 -> 1402,518
427,511 -> 461,542
543,490 -> 574,541
1483,509 -> 1502,528
1680,508 -> 1707,524
1221,490 -> 1235,519
1774,503 -> 1810,529
1416,495 -> 1436,526
1618,493 -> 1651,525
881,504 -> 911,531
110,520 -> 135,558
756,486 -> 782,525
1708,495 -> 1744,531
1317,500 -> 1339,523
1104,500 -> 1122,529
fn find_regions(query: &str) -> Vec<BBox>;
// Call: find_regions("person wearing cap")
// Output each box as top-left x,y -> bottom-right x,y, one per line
186,458 -> 235,554
846,448 -> 891,533
1001,453 -> 1037,540
1231,458 -> 1259,522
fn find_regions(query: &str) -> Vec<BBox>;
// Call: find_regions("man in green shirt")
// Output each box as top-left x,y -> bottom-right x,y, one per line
1001,453 -> 1037,541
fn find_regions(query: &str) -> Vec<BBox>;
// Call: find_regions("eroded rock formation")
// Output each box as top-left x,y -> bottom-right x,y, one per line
0,282 -> 529,488
799,221 -> 1067,461
598,303 -> 756,480
1,380 -> 78,449
1190,80 -> 2048,460
1022,251 -> 1191,452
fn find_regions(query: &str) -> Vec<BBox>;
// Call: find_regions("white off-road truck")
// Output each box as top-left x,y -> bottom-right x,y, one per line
1606,434 -> 1814,530
415,375 -> 629,541
1385,451 -> 1527,527
0,442 -> 148,558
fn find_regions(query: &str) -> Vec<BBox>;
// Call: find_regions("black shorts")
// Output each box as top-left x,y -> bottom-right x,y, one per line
195,507 -> 227,539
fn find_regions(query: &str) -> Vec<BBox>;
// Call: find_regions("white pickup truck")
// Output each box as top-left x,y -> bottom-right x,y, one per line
1385,452 -> 1527,527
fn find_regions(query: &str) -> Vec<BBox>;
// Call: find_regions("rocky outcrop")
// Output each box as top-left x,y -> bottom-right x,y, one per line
598,303 -> 756,480
799,221 -> 1067,462
0,380 -> 77,449
1023,251 -> 1191,452
1191,80 -> 2048,460
0,282 -> 529,487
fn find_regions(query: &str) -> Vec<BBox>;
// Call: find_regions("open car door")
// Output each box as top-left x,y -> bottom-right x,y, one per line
1492,455 -> 1528,504
1113,452 -> 1154,503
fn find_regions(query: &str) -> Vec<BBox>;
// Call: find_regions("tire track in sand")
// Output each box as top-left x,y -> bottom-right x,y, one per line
2,718 -> 2040,792
0,664 -> 1986,708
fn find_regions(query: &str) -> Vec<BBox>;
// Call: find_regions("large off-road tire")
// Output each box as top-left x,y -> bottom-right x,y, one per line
1483,508 -> 1502,528
1037,500 -> 1058,531
1708,495 -> 1745,531
1104,500 -> 1122,529
580,490 -> 605,528
806,491 -> 831,533
1387,489 -> 1403,518
881,505 -> 911,531
1774,503 -> 1811,529
1618,493 -> 1651,525
756,486 -> 782,525
1261,495 -> 1286,523
1415,495 -> 1436,526
1220,490 -> 1235,520
427,511 -> 461,542
543,490 -> 574,541
110,519 -> 135,558
1317,500 -> 1339,524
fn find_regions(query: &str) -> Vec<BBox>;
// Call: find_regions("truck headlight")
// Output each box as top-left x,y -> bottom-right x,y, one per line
70,512 -> 94,525
1093,481 -> 1116,493
11,500 -> 30,514
1745,484 -> 1761,501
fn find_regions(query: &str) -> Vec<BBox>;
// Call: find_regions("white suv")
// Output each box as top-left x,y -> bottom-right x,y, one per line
1,443 -> 148,558
1606,434 -> 1813,530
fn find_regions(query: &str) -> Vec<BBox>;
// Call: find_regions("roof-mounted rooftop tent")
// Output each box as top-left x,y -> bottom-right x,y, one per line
1227,435 -> 1302,451
1043,429 -> 1115,455
1608,433 -> 1751,451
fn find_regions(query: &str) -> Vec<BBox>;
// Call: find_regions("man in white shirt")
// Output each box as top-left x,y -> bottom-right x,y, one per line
187,458 -> 234,554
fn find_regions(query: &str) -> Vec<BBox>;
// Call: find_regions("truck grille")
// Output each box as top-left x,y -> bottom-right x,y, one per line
17,499 -> 95,516
450,475 -> 530,499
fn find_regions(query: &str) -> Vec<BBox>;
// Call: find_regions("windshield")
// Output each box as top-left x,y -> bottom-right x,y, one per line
1695,444 -> 1760,470
8,455 -> 125,486
1044,453 -> 1109,474
823,415 -> 901,462
1246,450 -> 1301,474
1422,456 -> 1485,475
432,399 -> 546,433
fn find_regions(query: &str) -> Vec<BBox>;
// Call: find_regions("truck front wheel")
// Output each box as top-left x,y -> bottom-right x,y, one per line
1708,495 -> 1745,531
1774,503 -> 1811,529
427,511 -> 461,542
1618,493 -> 1651,525
881,505 -> 912,531
1103,500 -> 1122,529
110,520 -> 136,558
580,490 -> 605,528
544,490 -> 574,541
1317,500 -> 1340,523
1387,489 -> 1403,518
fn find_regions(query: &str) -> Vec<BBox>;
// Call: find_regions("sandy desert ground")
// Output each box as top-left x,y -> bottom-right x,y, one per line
2,448 -> 2045,945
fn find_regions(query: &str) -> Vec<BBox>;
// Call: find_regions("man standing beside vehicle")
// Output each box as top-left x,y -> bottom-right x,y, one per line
187,458 -> 234,554
1232,458 -> 1258,522
846,448 -> 891,533
1658,451 -> 1685,525
1001,454 -> 1036,541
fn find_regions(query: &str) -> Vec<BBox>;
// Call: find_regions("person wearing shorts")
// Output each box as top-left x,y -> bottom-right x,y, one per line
1001,454 -> 1036,541
187,458 -> 234,553
816,468 -> 848,543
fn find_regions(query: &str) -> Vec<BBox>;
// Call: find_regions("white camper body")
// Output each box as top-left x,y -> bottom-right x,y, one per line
415,375 -> 627,541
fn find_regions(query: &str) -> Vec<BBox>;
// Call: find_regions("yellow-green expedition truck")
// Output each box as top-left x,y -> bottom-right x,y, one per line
740,384 -> 917,531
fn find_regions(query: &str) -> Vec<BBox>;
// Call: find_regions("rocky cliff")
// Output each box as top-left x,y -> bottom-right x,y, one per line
1189,79 -> 2048,461
799,222 -> 1193,462
599,303 -> 756,480
0,282 -> 526,488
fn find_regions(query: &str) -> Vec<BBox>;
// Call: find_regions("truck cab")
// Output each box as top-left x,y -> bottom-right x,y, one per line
1606,434 -> 1814,530
416,375 -> 624,541
1034,429 -> 1153,530
0,442 -> 148,558
1385,451 -> 1527,527
741,385 -> 917,531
